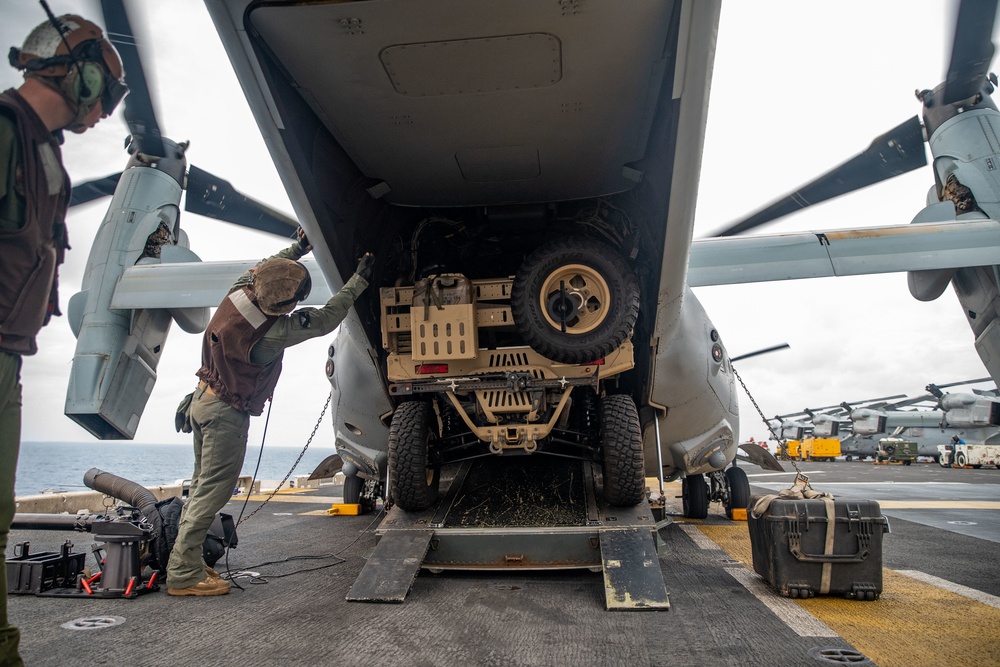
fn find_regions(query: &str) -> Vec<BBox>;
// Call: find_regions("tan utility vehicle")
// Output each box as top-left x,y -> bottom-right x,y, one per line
379,237 -> 645,511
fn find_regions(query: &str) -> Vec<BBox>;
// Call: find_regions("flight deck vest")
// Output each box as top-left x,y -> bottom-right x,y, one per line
196,287 -> 283,415
0,89 -> 70,356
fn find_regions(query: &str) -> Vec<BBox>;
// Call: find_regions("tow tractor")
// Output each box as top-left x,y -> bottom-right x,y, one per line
938,443 -> 1000,468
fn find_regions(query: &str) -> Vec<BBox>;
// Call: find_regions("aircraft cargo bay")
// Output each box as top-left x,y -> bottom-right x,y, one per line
7,460 -> 1000,667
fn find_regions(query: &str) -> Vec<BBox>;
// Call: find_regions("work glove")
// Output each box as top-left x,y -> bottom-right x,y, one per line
296,226 -> 312,254
356,253 -> 375,281
175,392 -> 194,434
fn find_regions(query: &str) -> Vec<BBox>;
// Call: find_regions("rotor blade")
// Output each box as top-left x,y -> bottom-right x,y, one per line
942,0 -> 999,105
69,172 -> 122,207
730,343 -> 790,363
185,165 -> 298,237
712,116 -> 927,237
929,376 -> 994,391
100,0 -> 165,157
882,394 -> 938,410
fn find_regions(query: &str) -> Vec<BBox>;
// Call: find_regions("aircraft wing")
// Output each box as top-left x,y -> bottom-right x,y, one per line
110,258 -> 333,310
110,217 -> 999,312
689,219 -> 1000,287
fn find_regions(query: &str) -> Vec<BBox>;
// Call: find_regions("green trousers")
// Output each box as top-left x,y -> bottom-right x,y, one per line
0,352 -> 24,667
166,387 -> 249,589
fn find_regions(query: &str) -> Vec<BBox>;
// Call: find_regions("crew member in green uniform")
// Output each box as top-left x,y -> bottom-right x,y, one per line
0,14 -> 127,666
166,232 -> 374,596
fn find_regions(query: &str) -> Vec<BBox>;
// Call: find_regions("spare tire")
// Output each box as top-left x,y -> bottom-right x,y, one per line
511,237 -> 639,364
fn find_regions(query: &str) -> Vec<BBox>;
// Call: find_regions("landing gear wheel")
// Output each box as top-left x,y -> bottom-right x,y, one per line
955,452 -> 968,468
387,401 -> 441,511
600,394 -> 645,507
511,237 -> 639,364
343,475 -> 378,514
682,473 -> 709,519
343,474 -> 363,504
724,467 -> 750,520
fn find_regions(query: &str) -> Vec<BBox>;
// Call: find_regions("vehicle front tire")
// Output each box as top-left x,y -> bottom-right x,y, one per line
955,452 -> 968,468
511,237 -> 639,364
600,394 -> 645,507
387,401 -> 441,511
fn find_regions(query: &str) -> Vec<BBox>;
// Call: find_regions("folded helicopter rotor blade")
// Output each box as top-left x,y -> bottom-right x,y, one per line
712,116 -> 926,237
100,0 -> 166,157
185,165 -> 298,237
928,376 -> 994,391
942,0 -> 999,105
730,343 -> 790,363
69,172 -> 122,207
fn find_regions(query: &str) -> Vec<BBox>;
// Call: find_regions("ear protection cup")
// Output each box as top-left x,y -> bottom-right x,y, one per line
61,61 -> 104,105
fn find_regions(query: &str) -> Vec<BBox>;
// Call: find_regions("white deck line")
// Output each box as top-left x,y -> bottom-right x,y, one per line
895,570 -> 1000,610
678,524 -> 839,638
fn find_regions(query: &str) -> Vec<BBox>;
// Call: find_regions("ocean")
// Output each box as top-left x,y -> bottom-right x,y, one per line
13,441 -> 339,498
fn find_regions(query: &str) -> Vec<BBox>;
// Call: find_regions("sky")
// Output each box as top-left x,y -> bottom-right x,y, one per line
0,0 -> 994,450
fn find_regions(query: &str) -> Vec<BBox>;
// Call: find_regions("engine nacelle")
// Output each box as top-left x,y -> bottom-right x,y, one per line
65,155 -> 208,440
942,392 -> 1000,427
850,408 -> 887,435
812,414 -> 842,438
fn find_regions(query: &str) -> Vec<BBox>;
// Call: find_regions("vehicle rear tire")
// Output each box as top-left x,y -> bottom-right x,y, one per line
600,394 -> 645,507
955,452 -> 968,468
511,237 -> 639,364
724,467 -> 751,520
682,473 -> 709,519
387,401 -> 441,511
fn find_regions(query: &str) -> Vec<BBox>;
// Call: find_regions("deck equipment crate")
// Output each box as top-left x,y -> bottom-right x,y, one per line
748,496 -> 889,600
6,541 -> 86,595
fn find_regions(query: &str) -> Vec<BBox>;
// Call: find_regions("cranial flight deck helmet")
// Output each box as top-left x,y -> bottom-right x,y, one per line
8,13 -> 128,128
253,259 -> 312,316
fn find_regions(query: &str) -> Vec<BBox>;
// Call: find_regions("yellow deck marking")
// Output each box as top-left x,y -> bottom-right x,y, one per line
232,494 -> 341,504
697,524 -> 1000,667
873,500 -> 1000,509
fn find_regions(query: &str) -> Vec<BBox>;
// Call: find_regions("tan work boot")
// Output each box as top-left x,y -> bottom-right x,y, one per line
167,576 -> 231,597
205,566 -> 222,580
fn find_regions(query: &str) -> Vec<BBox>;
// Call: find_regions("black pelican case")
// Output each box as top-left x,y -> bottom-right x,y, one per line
748,496 -> 889,600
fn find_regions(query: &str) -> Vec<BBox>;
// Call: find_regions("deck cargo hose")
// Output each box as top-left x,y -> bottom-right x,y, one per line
84,467 -> 160,516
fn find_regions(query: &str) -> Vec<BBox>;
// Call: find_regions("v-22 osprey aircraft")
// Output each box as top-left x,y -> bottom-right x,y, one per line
62,0 -> 1000,519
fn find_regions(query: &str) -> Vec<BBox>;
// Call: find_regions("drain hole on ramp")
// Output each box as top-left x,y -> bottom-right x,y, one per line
808,647 -> 872,665
61,616 -> 126,631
